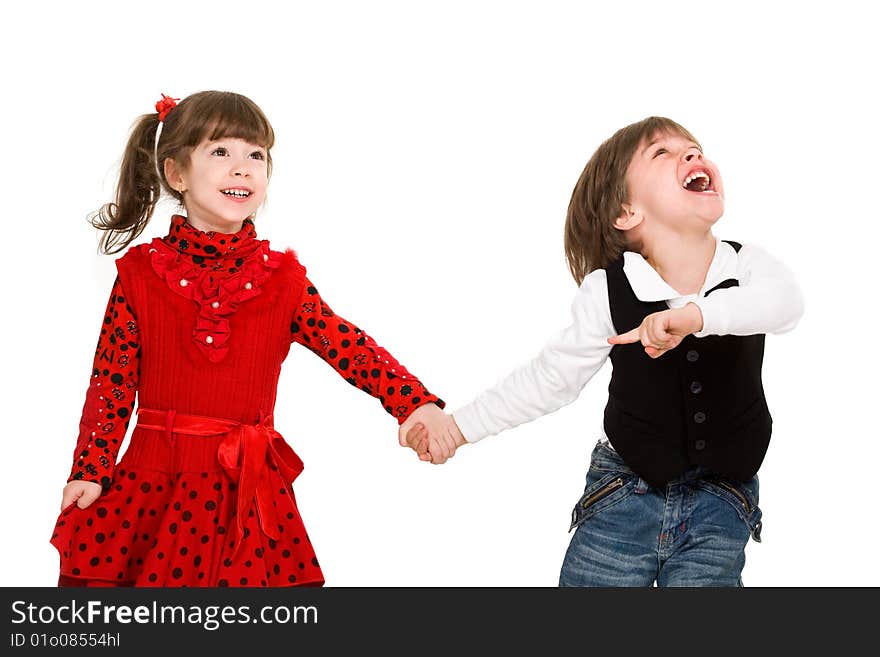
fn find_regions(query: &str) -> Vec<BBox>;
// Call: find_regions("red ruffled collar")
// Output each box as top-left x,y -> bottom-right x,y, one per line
142,215 -> 285,362
163,214 -> 260,263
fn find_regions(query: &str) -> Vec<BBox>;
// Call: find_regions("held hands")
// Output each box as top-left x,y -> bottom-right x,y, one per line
397,402 -> 467,464
608,303 -> 704,358
61,480 -> 102,510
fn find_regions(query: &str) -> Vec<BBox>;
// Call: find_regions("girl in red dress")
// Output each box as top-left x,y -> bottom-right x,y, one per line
50,91 -> 451,587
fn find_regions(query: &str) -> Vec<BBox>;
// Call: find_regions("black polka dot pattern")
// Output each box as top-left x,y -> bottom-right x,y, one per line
291,277 -> 444,420
69,278 -> 140,489
164,215 -> 258,271
52,465 -> 323,587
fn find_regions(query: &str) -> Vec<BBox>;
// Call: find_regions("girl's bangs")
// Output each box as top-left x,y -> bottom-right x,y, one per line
196,96 -> 274,149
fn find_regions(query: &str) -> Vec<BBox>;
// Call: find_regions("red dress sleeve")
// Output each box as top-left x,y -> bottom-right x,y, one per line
290,276 -> 444,423
68,276 -> 140,490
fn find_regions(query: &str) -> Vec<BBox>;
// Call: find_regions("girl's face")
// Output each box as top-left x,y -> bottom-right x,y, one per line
165,137 -> 269,233
622,131 -> 725,233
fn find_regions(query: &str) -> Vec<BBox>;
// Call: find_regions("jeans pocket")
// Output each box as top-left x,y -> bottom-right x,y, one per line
700,475 -> 763,542
569,470 -> 637,532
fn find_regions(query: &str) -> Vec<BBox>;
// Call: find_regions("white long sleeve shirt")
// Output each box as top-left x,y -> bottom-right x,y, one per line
452,238 -> 804,443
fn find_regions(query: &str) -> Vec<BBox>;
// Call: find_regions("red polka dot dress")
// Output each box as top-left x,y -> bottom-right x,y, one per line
51,216 -> 443,587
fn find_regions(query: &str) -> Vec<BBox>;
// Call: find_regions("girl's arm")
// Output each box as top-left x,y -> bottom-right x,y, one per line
68,276 -> 140,490
452,269 -> 615,443
290,276 -> 444,423
692,242 -> 805,337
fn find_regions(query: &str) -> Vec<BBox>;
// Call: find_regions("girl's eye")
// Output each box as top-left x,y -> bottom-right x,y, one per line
211,147 -> 228,156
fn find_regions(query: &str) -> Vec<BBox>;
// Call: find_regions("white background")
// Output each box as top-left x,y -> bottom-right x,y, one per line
1,0 -> 877,587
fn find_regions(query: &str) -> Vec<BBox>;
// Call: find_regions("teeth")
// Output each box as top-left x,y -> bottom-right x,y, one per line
682,171 -> 710,188
222,189 -> 250,198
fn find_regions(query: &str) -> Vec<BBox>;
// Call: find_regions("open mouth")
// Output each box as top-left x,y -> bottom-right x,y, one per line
682,170 -> 712,193
221,188 -> 252,199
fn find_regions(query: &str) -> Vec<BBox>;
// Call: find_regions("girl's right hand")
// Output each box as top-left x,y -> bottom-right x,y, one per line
61,481 -> 103,510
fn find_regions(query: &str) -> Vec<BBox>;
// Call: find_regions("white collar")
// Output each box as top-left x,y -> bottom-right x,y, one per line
622,237 -> 738,302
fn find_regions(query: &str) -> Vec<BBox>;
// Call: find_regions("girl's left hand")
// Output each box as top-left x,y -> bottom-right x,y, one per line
607,303 -> 704,358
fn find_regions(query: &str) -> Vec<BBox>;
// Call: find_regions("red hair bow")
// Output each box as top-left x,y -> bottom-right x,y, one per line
155,93 -> 179,122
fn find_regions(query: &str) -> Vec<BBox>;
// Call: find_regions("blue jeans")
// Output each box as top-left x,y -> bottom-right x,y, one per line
559,441 -> 763,587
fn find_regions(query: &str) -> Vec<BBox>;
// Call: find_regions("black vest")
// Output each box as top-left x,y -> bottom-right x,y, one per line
603,241 -> 772,487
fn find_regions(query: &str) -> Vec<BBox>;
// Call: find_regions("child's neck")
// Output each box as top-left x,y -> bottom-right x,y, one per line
640,231 -> 717,297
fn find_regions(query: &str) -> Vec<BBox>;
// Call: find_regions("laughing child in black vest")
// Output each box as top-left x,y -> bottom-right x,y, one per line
400,116 -> 804,586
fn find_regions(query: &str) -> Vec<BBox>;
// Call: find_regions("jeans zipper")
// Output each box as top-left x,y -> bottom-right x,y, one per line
713,479 -> 751,514
581,477 -> 624,509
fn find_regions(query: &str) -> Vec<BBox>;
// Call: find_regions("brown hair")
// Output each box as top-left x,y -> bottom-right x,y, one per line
91,91 -> 275,254
563,116 -> 700,284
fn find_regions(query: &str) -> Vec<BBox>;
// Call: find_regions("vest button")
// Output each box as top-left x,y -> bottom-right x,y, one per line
686,350 -> 699,362
695,439 -> 706,450
690,381 -> 703,394
694,411 -> 706,423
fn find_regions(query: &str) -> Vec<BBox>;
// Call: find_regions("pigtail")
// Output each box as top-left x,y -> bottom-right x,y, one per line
90,113 -> 162,254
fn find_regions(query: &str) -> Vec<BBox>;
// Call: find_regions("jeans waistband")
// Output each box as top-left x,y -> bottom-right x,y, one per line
592,440 -> 715,488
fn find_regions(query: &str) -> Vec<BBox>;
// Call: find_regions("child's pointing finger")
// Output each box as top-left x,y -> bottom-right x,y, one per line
607,328 -> 640,345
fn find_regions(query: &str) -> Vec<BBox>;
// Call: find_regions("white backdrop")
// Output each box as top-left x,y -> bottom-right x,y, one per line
2,0 -> 877,587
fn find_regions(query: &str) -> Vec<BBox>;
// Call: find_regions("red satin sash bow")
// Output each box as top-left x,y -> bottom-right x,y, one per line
136,408 -> 304,554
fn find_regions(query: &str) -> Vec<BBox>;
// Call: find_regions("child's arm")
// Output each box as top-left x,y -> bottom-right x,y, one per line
62,276 -> 140,508
691,242 -> 804,337
290,275 -> 445,430
451,269 -> 615,444
606,304 -> 703,358
607,243 -> 804,357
